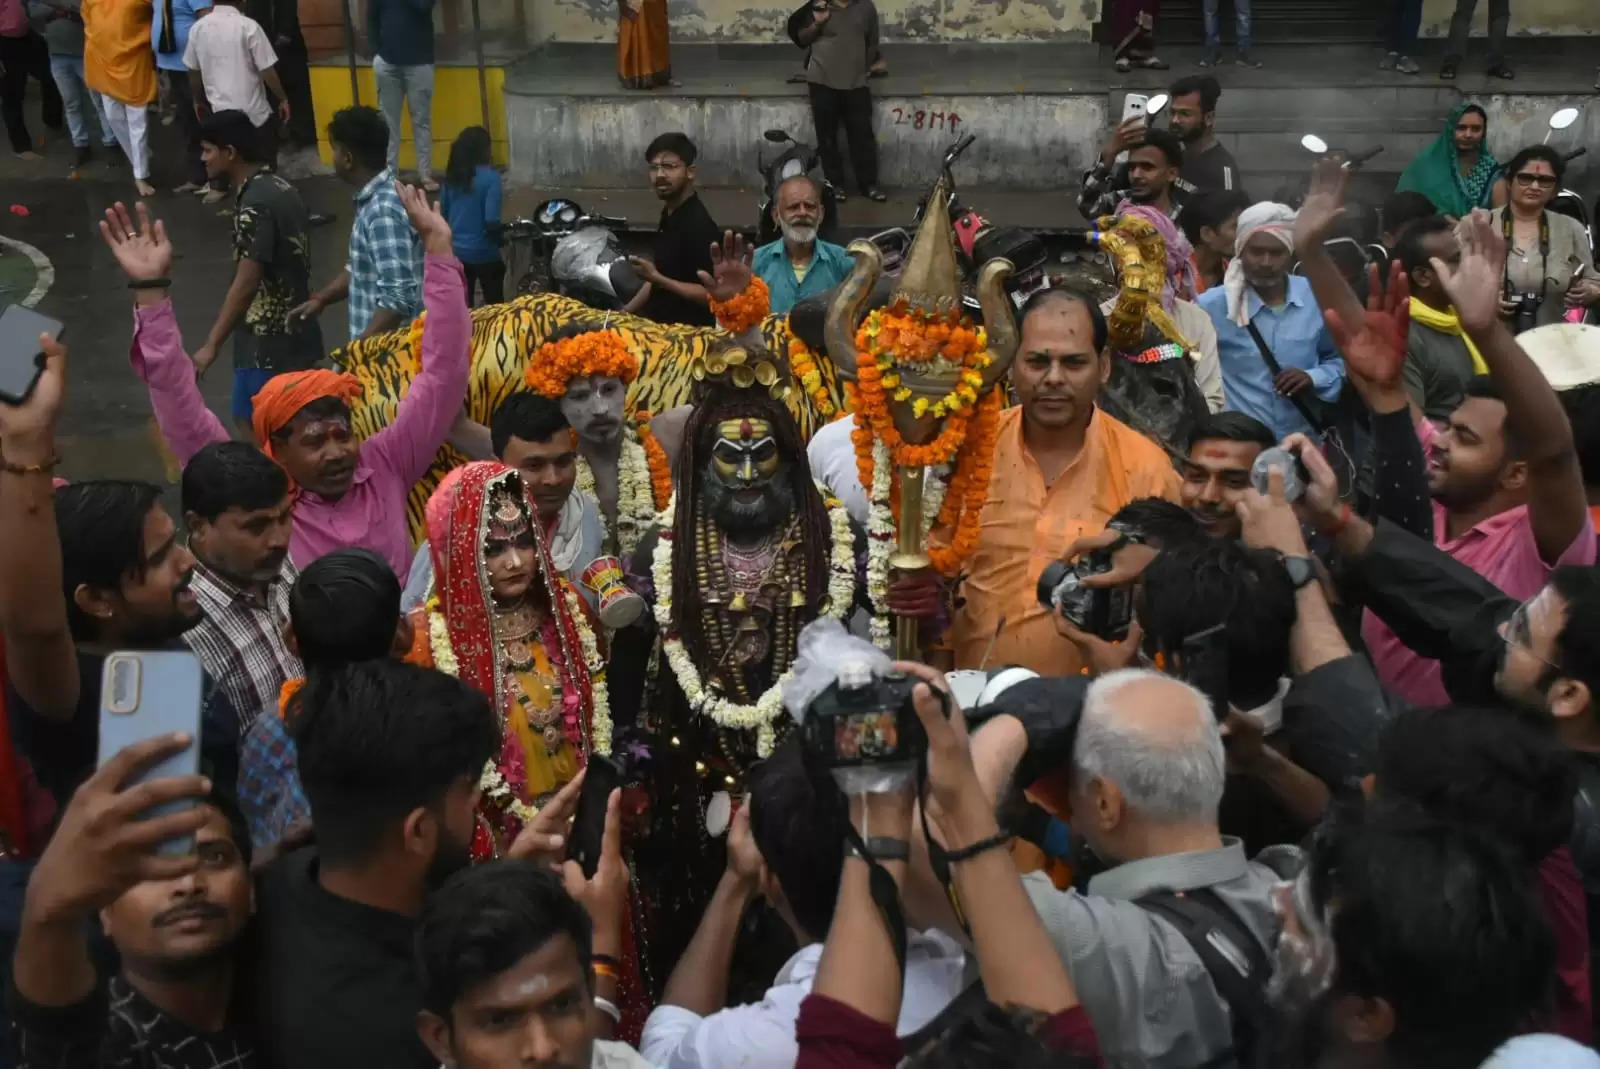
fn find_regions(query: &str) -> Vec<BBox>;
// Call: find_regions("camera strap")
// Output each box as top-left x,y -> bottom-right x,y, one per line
1244,321 -> 1330,434
842,814 -> 910,977
1501,208 -> 1552,306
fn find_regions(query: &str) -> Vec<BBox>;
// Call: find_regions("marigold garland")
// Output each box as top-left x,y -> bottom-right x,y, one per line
787,331 -> 838,421
926,388 -> 1000,576
634,409 -> 674,511
709,276 -> 771,335
525,329 -> 640,398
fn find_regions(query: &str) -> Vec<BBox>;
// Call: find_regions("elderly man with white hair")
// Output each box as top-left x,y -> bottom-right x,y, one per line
906,668 -> 1295,1067
752,174 -> 852,315
1197,201 -> 1348,440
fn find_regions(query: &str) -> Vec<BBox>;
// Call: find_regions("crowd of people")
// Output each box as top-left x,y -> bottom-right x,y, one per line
4,27 -> 1600,1069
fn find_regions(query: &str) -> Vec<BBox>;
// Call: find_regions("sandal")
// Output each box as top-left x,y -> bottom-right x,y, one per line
1114,57 -> 1132,72
1138,55 -> 1169,69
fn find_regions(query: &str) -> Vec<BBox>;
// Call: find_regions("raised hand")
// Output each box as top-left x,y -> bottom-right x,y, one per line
1280,431 -> 1344,532
697,229 -> 755,304
395,181 -> 453,256
0,334 -> 66,456
25,734 -> 212,924
505,768 -> 586,869
1323,261 -> 1410,389
562,787 -> 628,953
1432,210 -> 1508,335
99,201 -> 172,282
1294,157 -> 1349,249
1235,464 -> 1311,558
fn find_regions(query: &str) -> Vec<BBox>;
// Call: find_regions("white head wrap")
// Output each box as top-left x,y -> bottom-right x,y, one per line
1224,201 -> 1299,328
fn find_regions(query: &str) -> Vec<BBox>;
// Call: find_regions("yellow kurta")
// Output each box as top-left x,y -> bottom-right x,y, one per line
84,0 -> 157,105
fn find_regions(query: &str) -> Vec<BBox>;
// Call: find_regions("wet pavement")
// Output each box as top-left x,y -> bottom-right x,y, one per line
0,97 -> 352,488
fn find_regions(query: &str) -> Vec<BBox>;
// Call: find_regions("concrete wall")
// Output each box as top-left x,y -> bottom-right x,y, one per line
529,0 -> 1598,44
506,87 -> 1596,192
1420,0 -> 1600,37
532,0 -> 1097,44
508,91 -> 1105,187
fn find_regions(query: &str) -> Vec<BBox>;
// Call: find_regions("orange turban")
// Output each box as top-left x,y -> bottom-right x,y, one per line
249,370 -> 366,460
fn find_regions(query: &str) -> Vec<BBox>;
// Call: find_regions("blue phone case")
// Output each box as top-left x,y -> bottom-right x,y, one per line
96,650 -> 204,855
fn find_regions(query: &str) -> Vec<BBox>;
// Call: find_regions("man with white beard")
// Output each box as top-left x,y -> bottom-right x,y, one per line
751,175 -> 853,314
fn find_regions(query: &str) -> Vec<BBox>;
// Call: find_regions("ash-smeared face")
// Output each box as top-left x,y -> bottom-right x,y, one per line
700,417 -> 793,536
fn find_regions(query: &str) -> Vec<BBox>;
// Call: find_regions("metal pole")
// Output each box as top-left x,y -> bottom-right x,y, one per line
470,0 -> 490,133
341,0 -> 361,104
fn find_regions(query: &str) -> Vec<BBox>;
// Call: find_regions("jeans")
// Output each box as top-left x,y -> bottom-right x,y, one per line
807,83 -> 878,193
1385,0 -> 1424,52
1203,0 -> 1252,52
48,54 -> 115,150
1445,0 -> 1509,63
373,56 -> 434,178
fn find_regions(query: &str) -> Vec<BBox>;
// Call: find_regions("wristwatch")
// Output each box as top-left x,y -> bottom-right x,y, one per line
1282,554 -> 1317,591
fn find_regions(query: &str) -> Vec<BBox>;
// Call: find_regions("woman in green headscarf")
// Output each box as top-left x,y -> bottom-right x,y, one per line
1396,102 -> 1507,218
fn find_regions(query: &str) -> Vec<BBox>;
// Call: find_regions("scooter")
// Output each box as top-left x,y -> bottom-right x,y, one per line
501,198 -> 629,296
756,129 -> 840,247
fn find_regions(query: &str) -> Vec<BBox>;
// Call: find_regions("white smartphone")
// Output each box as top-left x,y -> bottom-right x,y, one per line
97,650 -> 205,856
1121,93 -> 1150,123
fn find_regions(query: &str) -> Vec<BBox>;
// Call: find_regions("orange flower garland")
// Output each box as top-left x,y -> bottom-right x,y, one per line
926,388 -> 1000,576
787,332 -> 838,421
525,329 -> 639,398
849,297 -> 1001,579
634,408 -> 674,510
709,277 -> 771,335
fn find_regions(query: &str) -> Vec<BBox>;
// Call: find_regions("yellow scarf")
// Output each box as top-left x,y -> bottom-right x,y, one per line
1408,297 -> 1488,375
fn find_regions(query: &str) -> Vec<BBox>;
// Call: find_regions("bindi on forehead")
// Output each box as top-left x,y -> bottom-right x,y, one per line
1196,443 -> 1251,465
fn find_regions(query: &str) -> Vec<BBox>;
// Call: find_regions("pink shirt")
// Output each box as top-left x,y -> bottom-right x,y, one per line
130,255 -> 471,582
1364,419 -> 1597,705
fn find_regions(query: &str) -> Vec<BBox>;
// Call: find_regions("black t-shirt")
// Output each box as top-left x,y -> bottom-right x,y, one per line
7,649 -> 240,811
640,192 -> 720,327
1178,140 -> 1247,201
232,168 -> 323,373
253,848 -> 433,1069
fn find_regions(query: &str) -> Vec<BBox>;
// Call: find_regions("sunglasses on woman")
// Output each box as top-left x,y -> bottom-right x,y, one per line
1512,172 -> 1558,189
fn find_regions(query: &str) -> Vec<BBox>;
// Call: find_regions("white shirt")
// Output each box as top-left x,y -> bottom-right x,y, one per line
1480,1034 -> 1600,1068
639,931 -> 967,1069
807,415 -> 870,527
183,4 -> 278,126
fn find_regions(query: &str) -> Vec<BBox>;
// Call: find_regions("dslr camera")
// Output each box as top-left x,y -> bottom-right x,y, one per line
1509,290 -> 1541,335
1036,544 -> 1136,641
800,658 -> 925,770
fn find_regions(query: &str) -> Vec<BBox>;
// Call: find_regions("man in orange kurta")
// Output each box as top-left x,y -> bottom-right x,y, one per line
949,289 -> 1180,676
83,0 -> 155,193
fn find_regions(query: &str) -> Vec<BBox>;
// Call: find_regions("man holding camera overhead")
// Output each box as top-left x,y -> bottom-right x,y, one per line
946,288 -> 1178,677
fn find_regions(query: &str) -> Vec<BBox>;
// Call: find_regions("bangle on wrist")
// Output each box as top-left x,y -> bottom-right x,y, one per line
593,996 -> 621,1024
943,831 -> 1010,864
1,452 -> 60,475
127,278 -> 171,290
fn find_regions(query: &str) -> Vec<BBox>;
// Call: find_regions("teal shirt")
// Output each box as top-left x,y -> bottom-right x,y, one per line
752,238 -> 854,315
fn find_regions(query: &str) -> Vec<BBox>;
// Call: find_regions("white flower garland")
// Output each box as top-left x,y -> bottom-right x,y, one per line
576,428 -> 657,560
563,583 -> 613,756
652,485 -> 856,757
862,427 -> 951,652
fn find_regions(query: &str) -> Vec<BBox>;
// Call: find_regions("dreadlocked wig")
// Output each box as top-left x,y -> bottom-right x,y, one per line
668,382 -> 831,669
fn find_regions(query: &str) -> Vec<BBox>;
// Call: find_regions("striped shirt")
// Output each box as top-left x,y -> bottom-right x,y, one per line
347,167 -> 423,338
181,558 -> 302,730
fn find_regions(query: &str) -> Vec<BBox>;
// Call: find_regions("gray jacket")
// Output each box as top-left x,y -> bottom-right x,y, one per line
28,0 -> 84,55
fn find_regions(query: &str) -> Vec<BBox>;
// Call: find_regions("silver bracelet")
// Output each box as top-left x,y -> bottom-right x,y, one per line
593,996 -> 622,1024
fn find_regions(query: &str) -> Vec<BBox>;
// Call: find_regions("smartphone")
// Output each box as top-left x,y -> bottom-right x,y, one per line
96,650 -> 205,856
1177,624 -> 1231,722
567,754 -> 624,878
1120,92 -> 1150,124
0,304 -> 64,405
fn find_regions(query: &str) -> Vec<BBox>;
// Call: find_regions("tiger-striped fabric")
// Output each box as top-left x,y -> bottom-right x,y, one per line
335,292 -> 847,545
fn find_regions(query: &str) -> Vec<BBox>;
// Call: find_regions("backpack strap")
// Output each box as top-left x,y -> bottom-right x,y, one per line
1138,886 -> 1275,1069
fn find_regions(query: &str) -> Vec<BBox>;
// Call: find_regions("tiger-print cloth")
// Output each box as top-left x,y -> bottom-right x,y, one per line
336,292 -> 847,546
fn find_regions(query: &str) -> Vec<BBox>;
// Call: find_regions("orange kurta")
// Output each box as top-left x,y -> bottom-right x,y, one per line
948,405 -> 1180,675
84,0 -> 156,105
617,0 -> 670,89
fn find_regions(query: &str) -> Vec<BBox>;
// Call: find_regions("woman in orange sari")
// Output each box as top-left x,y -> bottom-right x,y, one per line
83,0 -> 155,196
617,0 -> 671,90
